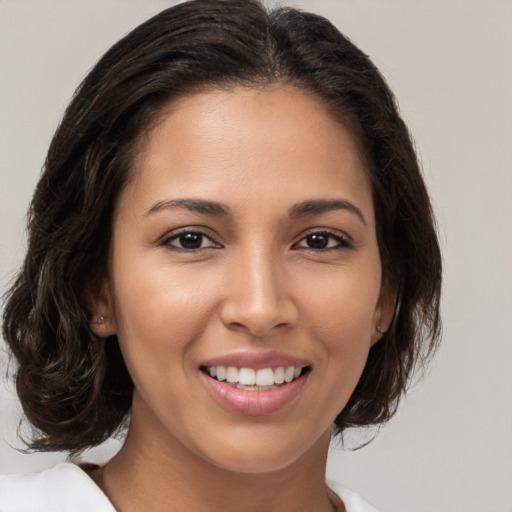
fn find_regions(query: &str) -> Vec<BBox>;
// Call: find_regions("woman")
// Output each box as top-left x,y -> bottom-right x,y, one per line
0,0 -> 441,510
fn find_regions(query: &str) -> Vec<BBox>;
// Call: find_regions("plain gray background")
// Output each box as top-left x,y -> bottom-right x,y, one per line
1,1 -> 511,511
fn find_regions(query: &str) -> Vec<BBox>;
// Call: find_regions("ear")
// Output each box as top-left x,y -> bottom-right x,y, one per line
371,278 -> 397,345
87,278 -> 117,338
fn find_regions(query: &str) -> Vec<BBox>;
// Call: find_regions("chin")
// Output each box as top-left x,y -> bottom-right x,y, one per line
194,425 -> 330,475
206,448 -> 306,475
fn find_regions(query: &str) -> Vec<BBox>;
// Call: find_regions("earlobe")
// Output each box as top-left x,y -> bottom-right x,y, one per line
87,279 -> 117,338
90,314 -> 117,338
371,324 -> 387,346
371,279 -> 397,345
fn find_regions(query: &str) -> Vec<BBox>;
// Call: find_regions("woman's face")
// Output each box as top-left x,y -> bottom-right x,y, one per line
96,86 -> 390,473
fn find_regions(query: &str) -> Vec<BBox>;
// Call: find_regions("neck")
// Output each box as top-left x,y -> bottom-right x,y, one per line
93,400 -> 338,512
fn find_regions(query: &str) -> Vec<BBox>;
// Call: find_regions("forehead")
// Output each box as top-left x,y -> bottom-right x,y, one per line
122,86 -> 374,221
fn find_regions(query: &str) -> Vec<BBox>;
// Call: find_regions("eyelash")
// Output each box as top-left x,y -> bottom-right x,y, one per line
293,230 -> 353,251
161,229 -> 353,252
161,229 -> 220,251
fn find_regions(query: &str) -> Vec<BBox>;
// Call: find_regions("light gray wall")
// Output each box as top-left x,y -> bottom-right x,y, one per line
1,1 -> 511,511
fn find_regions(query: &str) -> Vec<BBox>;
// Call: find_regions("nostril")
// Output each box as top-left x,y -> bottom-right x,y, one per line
220,295 -> 299,337
226,320 -> 287,338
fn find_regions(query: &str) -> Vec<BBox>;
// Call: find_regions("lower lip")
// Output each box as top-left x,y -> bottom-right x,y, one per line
200,372 -> 309,416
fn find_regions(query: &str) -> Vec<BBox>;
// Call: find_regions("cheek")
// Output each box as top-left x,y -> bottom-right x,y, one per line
299,260 -> 382,400
110,257 -> 222,372
302,266 -> 381,344
109,277 -> 212,408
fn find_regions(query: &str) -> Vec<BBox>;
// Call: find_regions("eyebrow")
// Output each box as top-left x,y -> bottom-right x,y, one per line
288,199 -> 367,225
146,197 -> 366,225
146,198 -> 231,216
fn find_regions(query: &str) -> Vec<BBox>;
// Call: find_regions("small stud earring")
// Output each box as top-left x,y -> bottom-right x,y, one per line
376,326 -> 385,334
91,316 -> 105,325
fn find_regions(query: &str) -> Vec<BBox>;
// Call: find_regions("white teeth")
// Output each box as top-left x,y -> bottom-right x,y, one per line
216,366 -> 227,381
206,365 -> 305,386
226,367 -> 238,383
284,366 -> 295,383
256,368 -> 274,386
274,367 -> 285,384
238,368 -> 256,386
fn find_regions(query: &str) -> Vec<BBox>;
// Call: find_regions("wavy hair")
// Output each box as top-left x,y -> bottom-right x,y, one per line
2,0 -> 441,454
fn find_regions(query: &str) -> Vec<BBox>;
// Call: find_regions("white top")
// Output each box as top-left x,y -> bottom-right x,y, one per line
0,463 -> 380,512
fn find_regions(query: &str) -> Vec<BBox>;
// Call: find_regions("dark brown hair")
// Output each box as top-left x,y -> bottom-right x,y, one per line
2,0 -> 441,454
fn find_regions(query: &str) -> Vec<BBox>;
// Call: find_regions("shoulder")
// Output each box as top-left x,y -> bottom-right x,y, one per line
327,479 -> 381,512
0,463 -> 116,512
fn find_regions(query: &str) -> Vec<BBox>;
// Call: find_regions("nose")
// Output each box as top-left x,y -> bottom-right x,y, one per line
219,248 -> 298,338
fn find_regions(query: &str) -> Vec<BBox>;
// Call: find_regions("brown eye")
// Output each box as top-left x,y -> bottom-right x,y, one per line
305,234 -> 329,249
163,230 -> 218,250
295,231 -> 352,250
178,232 -> 204,249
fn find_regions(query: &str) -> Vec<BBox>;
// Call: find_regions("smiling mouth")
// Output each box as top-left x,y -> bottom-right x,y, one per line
200,365 -> 311,390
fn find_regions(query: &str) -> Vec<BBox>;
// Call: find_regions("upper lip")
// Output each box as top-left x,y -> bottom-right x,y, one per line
200,350 -> 310,370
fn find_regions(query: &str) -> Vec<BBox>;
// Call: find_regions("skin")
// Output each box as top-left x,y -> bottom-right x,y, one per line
90,86 -> 392,512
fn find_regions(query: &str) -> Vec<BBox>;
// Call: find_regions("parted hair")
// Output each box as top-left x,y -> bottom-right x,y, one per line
2,0 -> 441,454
